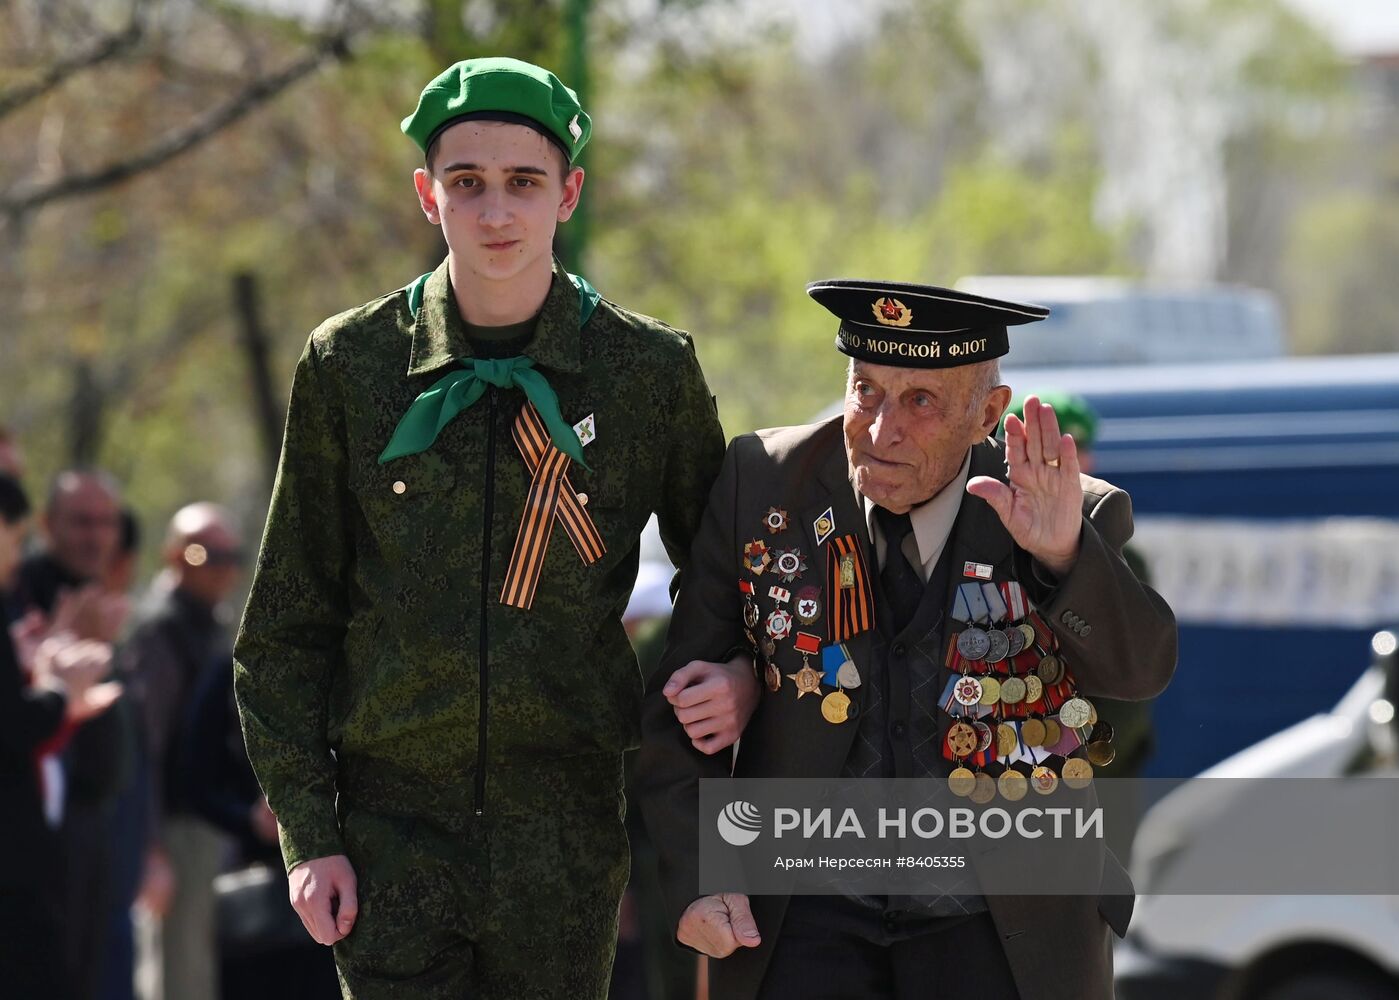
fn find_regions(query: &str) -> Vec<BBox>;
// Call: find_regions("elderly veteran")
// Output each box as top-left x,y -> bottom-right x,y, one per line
235,57 -> 760,999
636,280 -> 1177,1000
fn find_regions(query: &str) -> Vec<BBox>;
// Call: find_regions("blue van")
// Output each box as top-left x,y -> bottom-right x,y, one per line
1004,352 -> 1399,777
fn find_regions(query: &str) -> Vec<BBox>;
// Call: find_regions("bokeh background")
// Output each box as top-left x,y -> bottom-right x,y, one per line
3,0 -> 1396,546
6,4 -> 1399,999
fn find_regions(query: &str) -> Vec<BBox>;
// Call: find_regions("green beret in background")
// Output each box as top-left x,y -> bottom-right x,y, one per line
402,56 -> 592,162
1003,390 -> 1100,447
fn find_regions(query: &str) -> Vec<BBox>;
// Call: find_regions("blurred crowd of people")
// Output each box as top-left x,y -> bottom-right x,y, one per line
0,422 -> 697,1000
0,426 -> 336,1000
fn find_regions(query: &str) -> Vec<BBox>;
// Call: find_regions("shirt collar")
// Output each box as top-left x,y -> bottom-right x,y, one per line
407,256 -> 584,377
862,449 -> 972,570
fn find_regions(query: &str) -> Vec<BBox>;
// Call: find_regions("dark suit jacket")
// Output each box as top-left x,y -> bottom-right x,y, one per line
13,553 -> 132,808
0,624 -> 66,889
635,417 -> 1177,1000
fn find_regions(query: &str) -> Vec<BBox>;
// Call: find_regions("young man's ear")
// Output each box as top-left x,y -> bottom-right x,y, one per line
556,166 -> 585,223
414,167 -> 442,225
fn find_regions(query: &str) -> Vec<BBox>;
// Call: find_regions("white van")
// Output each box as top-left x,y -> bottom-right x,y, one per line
1115,629 -> 1399,1000
955,275 -> 1286,368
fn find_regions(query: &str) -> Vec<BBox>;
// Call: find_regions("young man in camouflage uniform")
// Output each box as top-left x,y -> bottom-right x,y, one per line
235,58 -> 758,999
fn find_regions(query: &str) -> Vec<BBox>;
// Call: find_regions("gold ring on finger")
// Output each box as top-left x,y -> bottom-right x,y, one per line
1046,457 -> 1061,468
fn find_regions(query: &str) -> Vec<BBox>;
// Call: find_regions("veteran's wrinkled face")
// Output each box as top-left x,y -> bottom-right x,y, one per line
414,120 -> 583,287
843,360 -> 1010,514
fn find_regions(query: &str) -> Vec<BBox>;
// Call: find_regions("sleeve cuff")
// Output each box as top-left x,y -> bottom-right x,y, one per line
276,803 -> 345,874
1012,546 -> 1061,606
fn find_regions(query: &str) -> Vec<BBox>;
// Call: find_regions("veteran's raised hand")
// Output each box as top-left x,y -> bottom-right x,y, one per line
966,394 -> 1083,576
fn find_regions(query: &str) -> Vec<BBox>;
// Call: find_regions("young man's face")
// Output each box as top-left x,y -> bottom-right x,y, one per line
413,121 -> 584,285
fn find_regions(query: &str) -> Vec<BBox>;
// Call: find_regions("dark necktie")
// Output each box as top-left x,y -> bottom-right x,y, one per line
873,506 -> 924,634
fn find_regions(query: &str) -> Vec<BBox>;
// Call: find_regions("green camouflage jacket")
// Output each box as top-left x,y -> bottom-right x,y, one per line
234,256 -> 724,871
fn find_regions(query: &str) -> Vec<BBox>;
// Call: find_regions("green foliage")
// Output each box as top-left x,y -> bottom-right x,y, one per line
1284,186 -> 1399,356
590,39 -> 1126,433
0,0 -> 1375,561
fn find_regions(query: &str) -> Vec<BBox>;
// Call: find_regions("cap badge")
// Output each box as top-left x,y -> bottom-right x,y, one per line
872,297 -> 912,327
568,114 -> 583,143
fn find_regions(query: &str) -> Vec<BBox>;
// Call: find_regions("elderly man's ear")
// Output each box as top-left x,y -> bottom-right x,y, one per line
981,386 -> 1013,439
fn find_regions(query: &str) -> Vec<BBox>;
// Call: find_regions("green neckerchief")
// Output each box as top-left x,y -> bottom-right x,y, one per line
378,271 -> 600,467
378,355 -> 587,467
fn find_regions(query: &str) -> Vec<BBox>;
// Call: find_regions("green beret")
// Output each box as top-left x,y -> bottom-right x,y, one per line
402,57 -> 592,163
1003,390 -> 1099,446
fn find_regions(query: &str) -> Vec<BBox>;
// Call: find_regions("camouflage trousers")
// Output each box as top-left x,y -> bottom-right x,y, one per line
332,753 -> 630,999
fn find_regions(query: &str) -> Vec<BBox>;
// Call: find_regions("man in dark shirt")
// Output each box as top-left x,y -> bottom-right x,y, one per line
120,502 -> 245,1000
0,472 -> 121,998
10,469 -> 134,1000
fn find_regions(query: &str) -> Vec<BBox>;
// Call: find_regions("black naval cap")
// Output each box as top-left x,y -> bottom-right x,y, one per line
806,279 -> 1050,369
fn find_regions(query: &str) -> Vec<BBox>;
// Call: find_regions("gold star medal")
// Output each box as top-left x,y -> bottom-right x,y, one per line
787,665 -> 823,699
789,631 -> 825,700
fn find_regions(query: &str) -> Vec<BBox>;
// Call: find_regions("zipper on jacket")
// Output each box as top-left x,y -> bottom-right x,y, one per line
475,385 -> 498,816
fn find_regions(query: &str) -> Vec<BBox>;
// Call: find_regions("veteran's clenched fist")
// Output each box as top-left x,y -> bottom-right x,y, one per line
678,892 -> 762,958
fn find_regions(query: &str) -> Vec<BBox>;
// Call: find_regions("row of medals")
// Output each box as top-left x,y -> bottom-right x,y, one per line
740,583 -> 857,725
740,511 -> 857,726
945,613 -> 1115,803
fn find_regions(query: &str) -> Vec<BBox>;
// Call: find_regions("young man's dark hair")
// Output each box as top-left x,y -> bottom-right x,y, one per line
424,126 -> 570,178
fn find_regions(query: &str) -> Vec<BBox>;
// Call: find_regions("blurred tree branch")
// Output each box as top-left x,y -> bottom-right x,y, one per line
0,29 -> 353,221
0,7 -> 146,121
